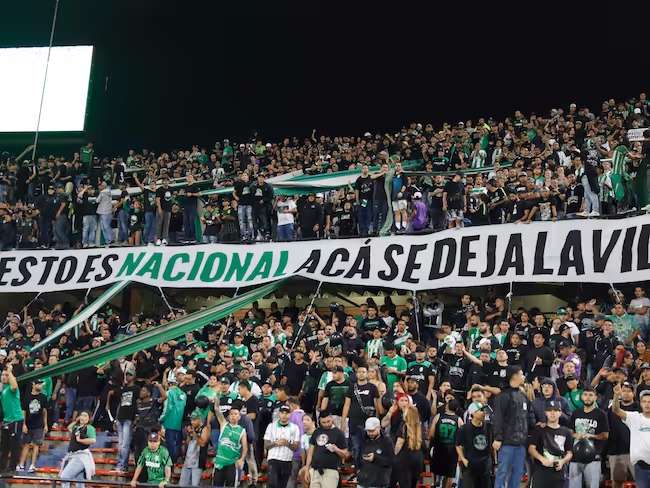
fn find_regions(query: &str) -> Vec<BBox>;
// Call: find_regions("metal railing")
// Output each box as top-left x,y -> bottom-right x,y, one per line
0,475 -> 195,488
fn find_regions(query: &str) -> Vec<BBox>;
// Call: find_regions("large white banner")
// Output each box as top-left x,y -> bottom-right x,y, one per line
1,215 -> 650,293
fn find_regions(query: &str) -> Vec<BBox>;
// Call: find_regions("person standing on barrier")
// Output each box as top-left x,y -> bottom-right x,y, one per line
0,363 -> 24,473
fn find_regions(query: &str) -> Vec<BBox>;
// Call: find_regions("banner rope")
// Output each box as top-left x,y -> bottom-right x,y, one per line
288,280 -> 324,353
158,286 -> 176,318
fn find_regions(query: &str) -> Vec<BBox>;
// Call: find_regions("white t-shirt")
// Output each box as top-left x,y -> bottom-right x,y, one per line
263,421 -> 301,462
277,199 -> 297,226
630,297 -> 650,316
623,411 -> 650,465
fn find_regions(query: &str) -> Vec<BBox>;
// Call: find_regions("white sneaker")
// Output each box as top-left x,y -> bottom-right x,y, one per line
28,465 -> 36,473
147,242 -> 154,247
16,465 -> 24,471
161,239 -> 168,246
156,239 -> 162,246
589,210 -> 600,217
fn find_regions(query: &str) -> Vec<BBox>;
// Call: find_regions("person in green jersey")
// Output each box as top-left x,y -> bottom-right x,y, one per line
0,363 -> 24,472
159,376 -> 186,463
130,431 -> 171,488
80,142 -> 94,176
213,395 -> 248,488
379,343 -> 407,393
229,333 -> 249,362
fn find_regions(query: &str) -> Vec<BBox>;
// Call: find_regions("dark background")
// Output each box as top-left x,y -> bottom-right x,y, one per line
1,1 -> 649,155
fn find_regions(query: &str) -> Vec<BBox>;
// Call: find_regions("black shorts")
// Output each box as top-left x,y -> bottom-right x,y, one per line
213,464 -> 237,487
23,428 -> 44,446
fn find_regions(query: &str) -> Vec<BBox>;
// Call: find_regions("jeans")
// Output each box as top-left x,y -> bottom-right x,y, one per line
276,223 -> 294,241
268,459 -> 292,488
165,428 -> 182,463
179,467 -> 202,486
116,420 -> 132,470
0,421 -> 22,472
254,206 -> 271,237
357,203 -> 372,237
636,463 -> 650,488
65,388 -> 77,423
372,200 -> 388,235
569,460 -> 600,488
75,396 -> 96,417
144,211 -> 156,243
60,453 -> 87,488
494,444 -> 526,488
39,216 -> 52,247
349,424 -> 364,468
184,205 -> 198,241
286,459 -> 302,488
82,215 -> 97,246
98,213 -> 113,245
54,215 -> 70,249
582,175 -> 599,213
638,315 -> 650,342
238,204 -> 254,240
203,234 -> 218,244
156,211 -> 171,241
117,209 -> 129,242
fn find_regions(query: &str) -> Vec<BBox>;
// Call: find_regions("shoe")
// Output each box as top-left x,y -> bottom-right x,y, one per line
577,211 -> 589,217
589,210 -> 600,217
52,422 -> 59,430
161,239 -> 168,246
147,242 -> 154,247
156,239 -> 162,246
27,465 -> 36,473
16,465 -> 24,471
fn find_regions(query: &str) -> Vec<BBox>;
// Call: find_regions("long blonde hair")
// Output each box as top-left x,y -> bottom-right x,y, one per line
404,406 -> 422,451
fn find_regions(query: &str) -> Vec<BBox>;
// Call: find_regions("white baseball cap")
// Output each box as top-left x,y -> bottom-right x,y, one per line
364,417 -> 381,431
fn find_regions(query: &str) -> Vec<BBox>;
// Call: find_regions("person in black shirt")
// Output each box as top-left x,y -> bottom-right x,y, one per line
443,172 -> 465,229
607,381 -> 637,487
564,174 -> 585,215
305,412 -> 348,488
341,366 -> 381,467
281,350 -> 308,396
486,179 -> 508,224
77,185 -> 98,248
355,164 -> 374,237
371,163 -> 389,236
528,188 -> 558,222
107,366 -> 140,473
134,175 -> 157,244
18,380 -> 48,472
183,173 -> 200,242
155,177 -> 173,245
528,401 -> 573,486
508,189 -> 531,223
251,174 -> 273,240
233,172 -> 254,242
568,387 -> 609,487
336,201 -> 356,237
299,193 -> 323,239
456,402 -> 492,488
429,175 -> 446,231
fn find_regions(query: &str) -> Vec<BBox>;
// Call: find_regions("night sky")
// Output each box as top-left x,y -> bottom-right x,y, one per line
1,1 -> 649,155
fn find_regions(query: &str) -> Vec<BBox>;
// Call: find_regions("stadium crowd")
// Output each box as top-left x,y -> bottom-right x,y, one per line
0,93 -> 648,249
2,284 -> 650,488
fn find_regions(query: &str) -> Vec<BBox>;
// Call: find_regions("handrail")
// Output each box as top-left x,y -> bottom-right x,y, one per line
1,475 -> 196,488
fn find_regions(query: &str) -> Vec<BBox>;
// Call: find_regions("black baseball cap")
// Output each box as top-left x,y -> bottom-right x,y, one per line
545,401 -> 562,411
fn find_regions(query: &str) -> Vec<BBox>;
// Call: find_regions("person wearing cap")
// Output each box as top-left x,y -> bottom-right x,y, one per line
17,379 -> 48,473
568,386 -> 609,488
456,402 -> 492,488
179,410 -> 210,487
159,374 -> 187,464
356,416 -> 393,488
60,411 -> 97,488
130,431 -> 171,488
528,400 -> 573,486
531,378 -> 570,427
304,411 -> 348,488
106,364 -> 140,473
607,381 -> 637,488
213,396 -> 248,488
263,404 -> 300,488
562,373 -> 584,412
